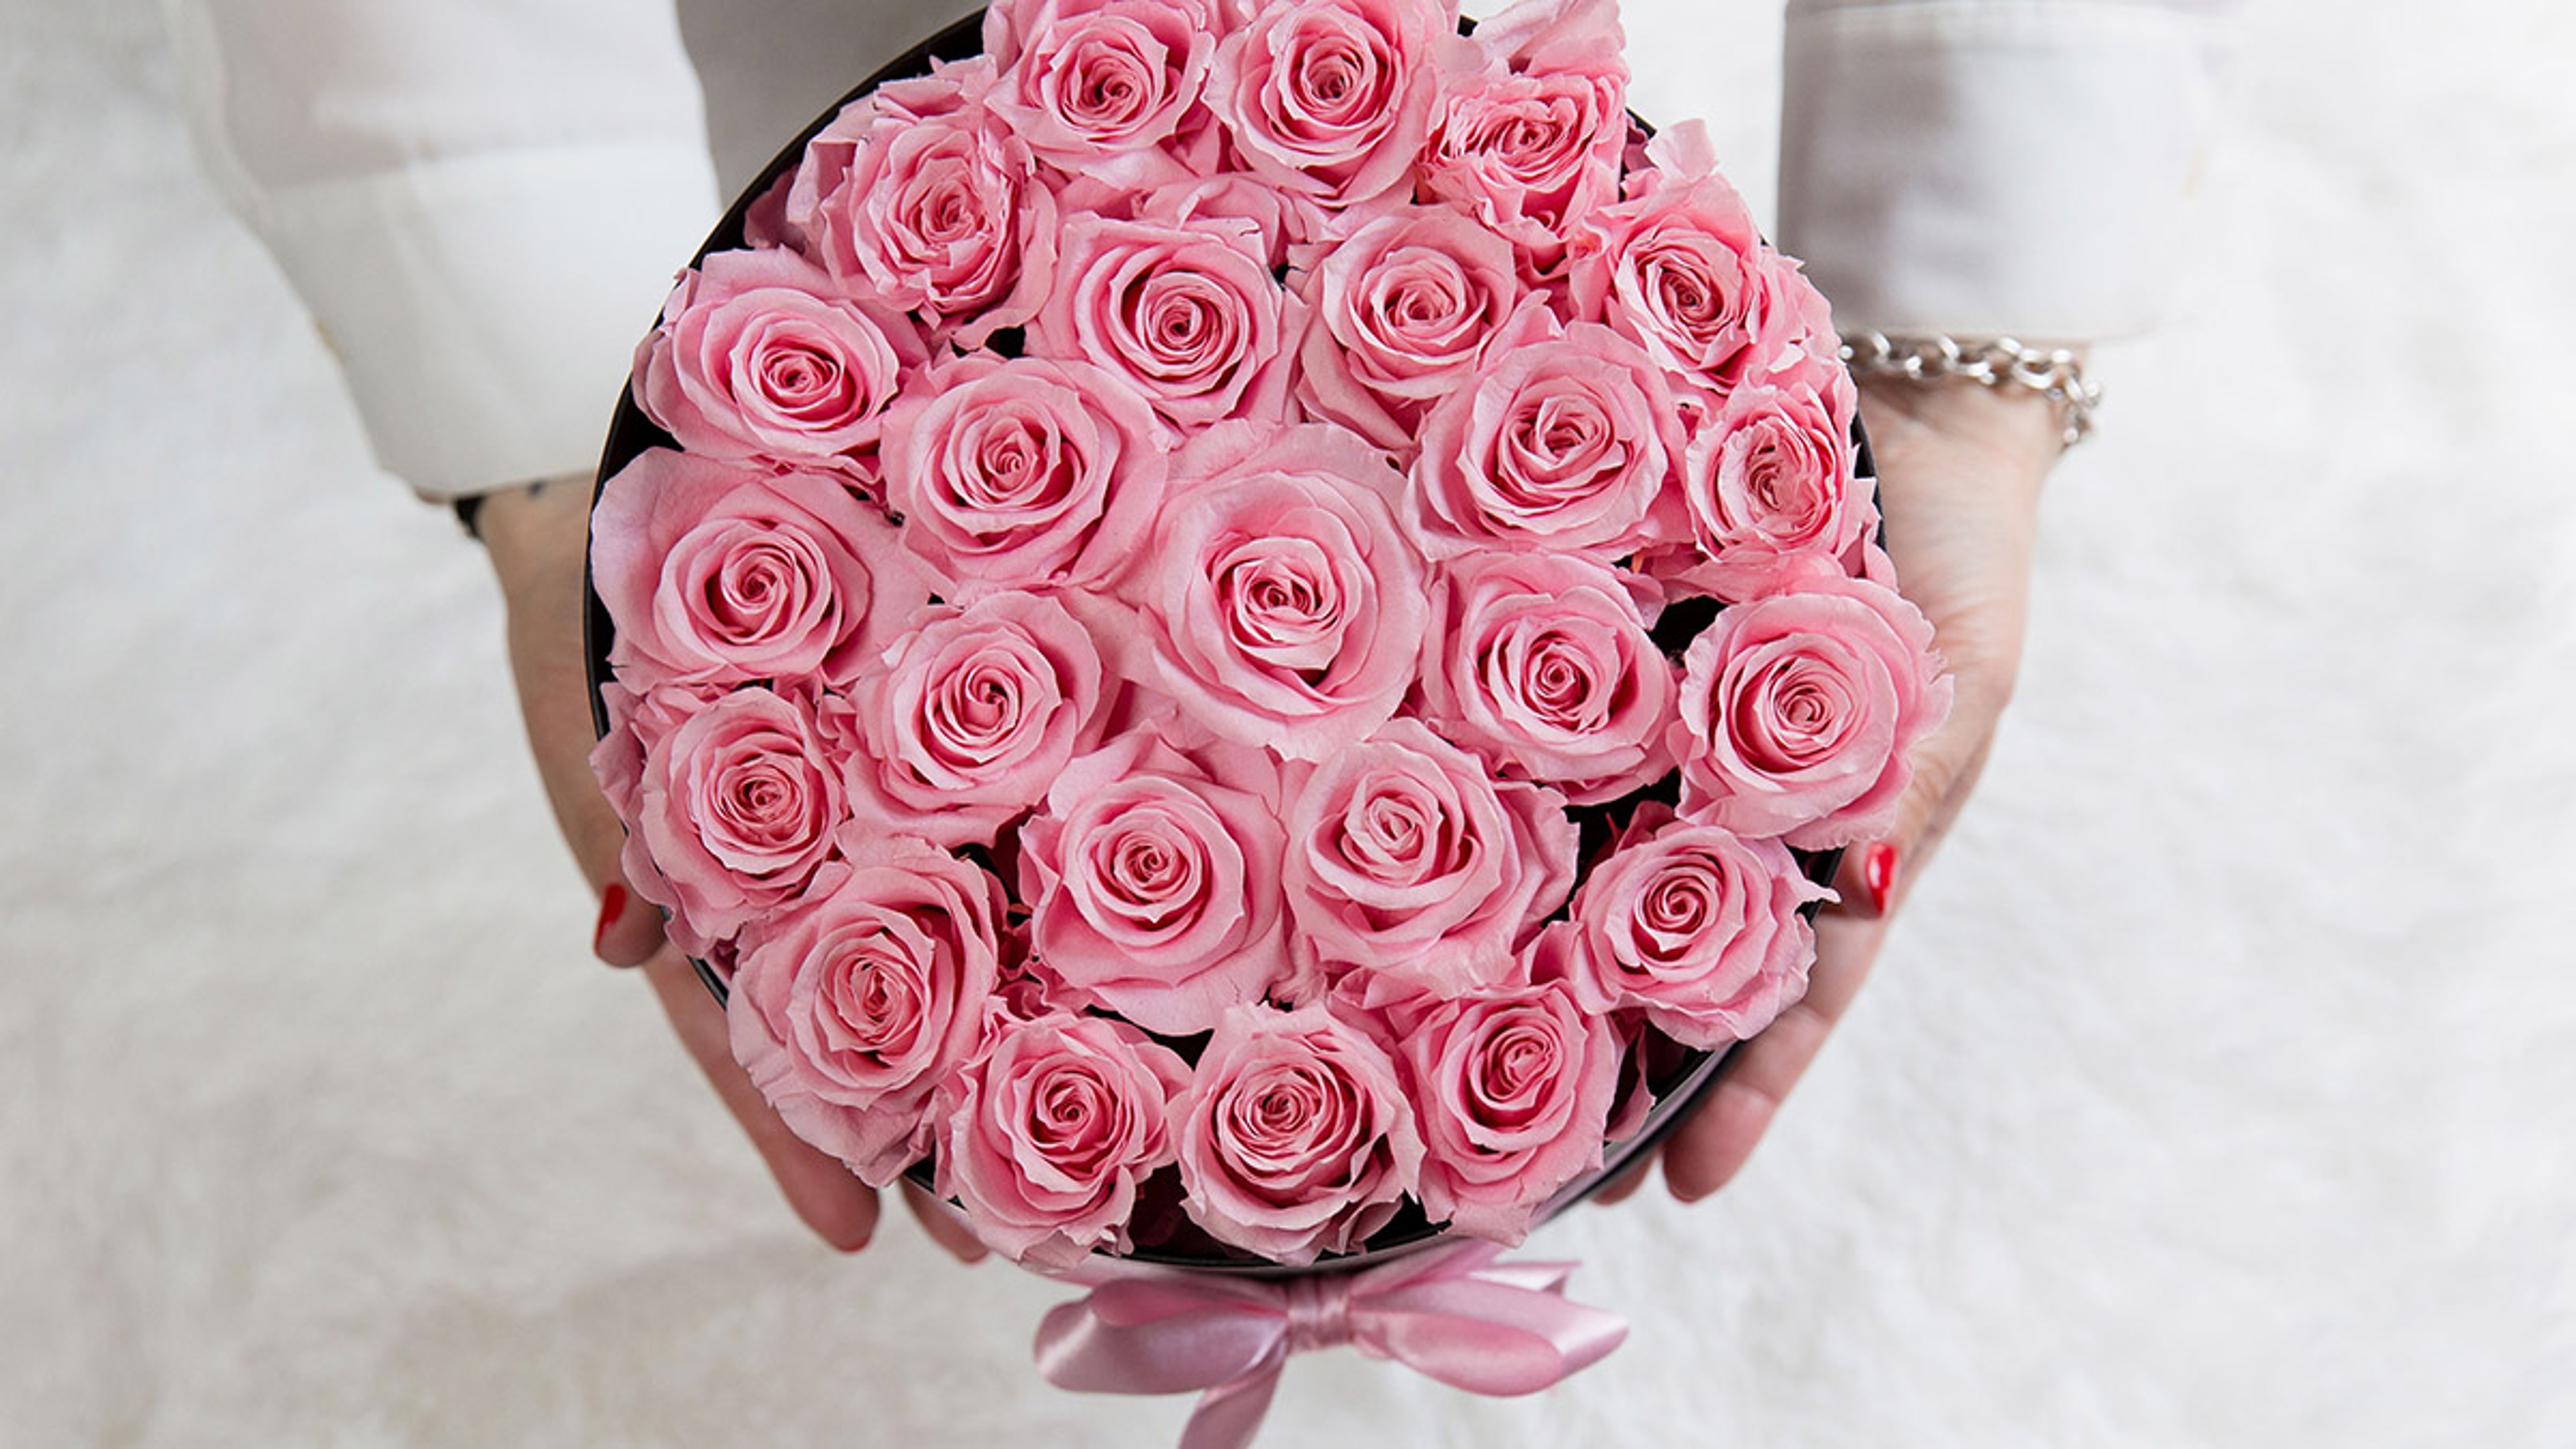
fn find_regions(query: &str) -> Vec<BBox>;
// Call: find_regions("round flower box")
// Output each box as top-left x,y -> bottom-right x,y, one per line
586,0 -> 1937,1278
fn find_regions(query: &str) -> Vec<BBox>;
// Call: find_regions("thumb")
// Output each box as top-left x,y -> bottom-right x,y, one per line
901,1181 -> 992,1265
482,478 -> 668,967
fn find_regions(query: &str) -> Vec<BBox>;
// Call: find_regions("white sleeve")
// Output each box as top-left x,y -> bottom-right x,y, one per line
1776,0 -> 2240,341
672,0 -> 980,198
163,0 -> 722,498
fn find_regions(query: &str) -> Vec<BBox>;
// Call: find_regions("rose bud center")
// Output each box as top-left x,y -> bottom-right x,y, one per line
1472,1021 -> 1560,1124
1504,390 -> 1617,492
1295,37 -> 1379,119
1641,865 -> 1719,951
1104,821 -> 1199,913
821,938 -> 928,1059
933,655 -> 1037,758
1737,653 -> 1859,768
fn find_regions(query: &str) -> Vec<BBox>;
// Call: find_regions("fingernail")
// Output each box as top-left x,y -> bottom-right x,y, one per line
592,883 -> 628,959
1863,843 -> 1898,916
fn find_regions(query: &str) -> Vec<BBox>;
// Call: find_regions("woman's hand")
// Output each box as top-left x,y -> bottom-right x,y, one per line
475,478 -> 988,1262
1598,372 -> 2071,1205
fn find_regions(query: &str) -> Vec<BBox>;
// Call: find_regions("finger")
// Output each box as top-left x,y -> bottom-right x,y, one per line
1662,910 -> 1890,1201
1589,1152 -> 1657,1207
588,875 -> 666,970
901,1181 -> 992,1264
1827,838 -> 1897,922
641,951 -> 883,1251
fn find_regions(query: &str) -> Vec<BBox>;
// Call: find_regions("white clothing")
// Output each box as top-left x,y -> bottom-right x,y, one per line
1780,0 -> 2235,341
164,0 -> 2235,498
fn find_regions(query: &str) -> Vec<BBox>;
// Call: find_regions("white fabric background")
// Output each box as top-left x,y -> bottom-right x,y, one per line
4,1 -> 2569,1444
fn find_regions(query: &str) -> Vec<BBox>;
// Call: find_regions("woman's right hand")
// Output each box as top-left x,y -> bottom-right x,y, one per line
474,476 -> 988,1263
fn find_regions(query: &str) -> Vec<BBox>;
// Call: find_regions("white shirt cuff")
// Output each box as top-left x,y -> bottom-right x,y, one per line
1778,1 -> 2233,342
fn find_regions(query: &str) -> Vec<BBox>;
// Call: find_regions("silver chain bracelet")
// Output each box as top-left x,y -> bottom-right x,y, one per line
1838,329 -> 2103,449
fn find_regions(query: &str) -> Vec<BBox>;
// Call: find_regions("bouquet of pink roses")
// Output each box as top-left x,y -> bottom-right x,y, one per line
589,0 -> 1943,1310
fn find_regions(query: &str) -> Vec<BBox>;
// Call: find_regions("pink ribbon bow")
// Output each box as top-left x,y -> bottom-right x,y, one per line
1033,1240 -> 1627,1449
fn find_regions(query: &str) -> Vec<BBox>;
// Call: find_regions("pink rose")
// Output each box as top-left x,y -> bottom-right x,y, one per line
785,61 -> 1056,344
1421,0 -> 1628,280
1568,125 -> 1771,390
590,676 -> 704,822
592,682 -> 782,975
1670,569 -> 1953,849
1018,732 -> 1291,1034
1281,717 -> 1576,1004
729,841 -> 1007,1186
1210,0 -> 1454,209
1672,374 -> 1864,596
1120,423 -> 1428,759
629,685 -> 849,947
1028,211 -> 1305,429
1565,805 -> 1823,1048
590,678 -> 720,949
1396,979 -> 1620,1244
1423,74 -> 1626,282
1409,313 -> 1686,559
590,448 -> 932,691
1416,550 -> 1674,804
843,592 -> 1112,849
633,248 -> 926,466
934,1008 -> 1191,1269
879,353 -> 1169,599
1173,1003 -> 1424,1265
1293,201 -> 1530,453
985,0 -> 1222,186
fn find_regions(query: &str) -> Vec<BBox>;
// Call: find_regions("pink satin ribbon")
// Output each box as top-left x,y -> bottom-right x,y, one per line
1033,1240 -> 1627,1449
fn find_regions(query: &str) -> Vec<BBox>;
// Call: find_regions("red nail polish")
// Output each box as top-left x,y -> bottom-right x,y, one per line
593,883 -> 628,955
1863,843 -> 1897,916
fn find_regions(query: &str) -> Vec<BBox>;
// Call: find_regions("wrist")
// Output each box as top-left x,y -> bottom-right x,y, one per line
474,474 -> 594,604
1856,370 -> 2071,497
1843,331 -> 2099,451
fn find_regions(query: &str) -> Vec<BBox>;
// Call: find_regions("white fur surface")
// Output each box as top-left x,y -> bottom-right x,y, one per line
4,1 -> 2569,1444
